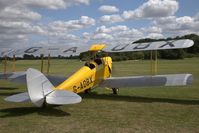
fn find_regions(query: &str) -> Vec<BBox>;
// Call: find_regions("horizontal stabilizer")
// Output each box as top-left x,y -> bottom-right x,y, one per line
100,74 -> 193,88
4,68 -> 82,107
46,90 -> 82,105
4,92 -> 30,102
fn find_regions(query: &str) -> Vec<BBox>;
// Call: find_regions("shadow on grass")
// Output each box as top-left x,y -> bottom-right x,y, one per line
0,87 -> 18,90
0,87 -> 20,96
0,92 -> 22,96
0,106 -> 70,118
80,92 -> 199,105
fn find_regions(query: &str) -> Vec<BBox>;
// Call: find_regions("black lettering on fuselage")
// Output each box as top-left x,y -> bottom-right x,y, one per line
73,76 -> 93,92
111,44 -> 129,51
73,86 -> 77,93
63,47 -> 77,53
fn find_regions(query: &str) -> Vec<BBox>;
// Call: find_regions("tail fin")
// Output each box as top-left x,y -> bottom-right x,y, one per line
5,68 -> 82,107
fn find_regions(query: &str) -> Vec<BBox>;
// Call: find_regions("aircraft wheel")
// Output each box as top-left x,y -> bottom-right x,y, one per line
42,100 -> 47,108
85,88 -> 91,94
112,88 -> 119,95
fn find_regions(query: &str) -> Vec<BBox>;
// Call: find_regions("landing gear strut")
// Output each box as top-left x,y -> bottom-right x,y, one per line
85,88 -> 91,94
112,88 -> 119,95
42,98 -> 47,108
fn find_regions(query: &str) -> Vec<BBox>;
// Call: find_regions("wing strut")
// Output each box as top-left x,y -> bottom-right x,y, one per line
12,54 -> 16,72
3,55 -> 7,74
47,53 -> 51,74
40,54 -> 44,73
3,55 -> 8,79
40,53 -> 51,74
2,55 -> 16,77
150,50 -> 158,75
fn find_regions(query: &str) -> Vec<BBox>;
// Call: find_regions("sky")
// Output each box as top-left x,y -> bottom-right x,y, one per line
0,0 -> 199,48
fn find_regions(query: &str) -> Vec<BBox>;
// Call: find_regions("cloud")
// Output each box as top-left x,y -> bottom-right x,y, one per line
0,20 -> 46,47
99,0 -> 179,24
44,16 -> 96,46
153,15 -> 199,36
122,0 -> 179,20
98,5 -> 119,13
95,25 -> 129,33
0,0 -> 94,47
1,0 -> 198,49
100,14 -> 124,23
86,25 -> 144,45
176,16 -> 194,25
21,0 -> 66,10
141,26 -> 162,33
0,7 -> 41,22
72,0 -> 90,5
21,0 -> 91,10
146,33 -> 164,39
0,21 -> 44,34
194,12 -> 199,21
92,33 -> 113,40
48,16 -> 95,33
0,0 -> 92,47
0,1 -> 43,47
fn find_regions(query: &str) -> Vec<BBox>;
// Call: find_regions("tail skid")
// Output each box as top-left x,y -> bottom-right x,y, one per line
5,68 -> 82,107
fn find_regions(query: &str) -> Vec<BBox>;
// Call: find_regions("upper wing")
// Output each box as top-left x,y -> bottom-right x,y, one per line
0,72 -> 68,86
0,45 -> 90,57
0,39 -> 194,57
104,39 -> 194,52
100,74 -> 193,88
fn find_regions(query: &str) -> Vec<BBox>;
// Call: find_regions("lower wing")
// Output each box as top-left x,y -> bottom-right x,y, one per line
100,74 -> 193,88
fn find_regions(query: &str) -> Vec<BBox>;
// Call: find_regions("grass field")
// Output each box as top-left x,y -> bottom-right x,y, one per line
0,58 -> 199,133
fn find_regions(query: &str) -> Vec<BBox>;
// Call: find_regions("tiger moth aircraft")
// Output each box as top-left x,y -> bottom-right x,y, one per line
0,39 -> 194,107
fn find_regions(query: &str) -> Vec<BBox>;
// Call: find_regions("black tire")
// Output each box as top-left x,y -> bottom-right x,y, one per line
112,88 -> 118,95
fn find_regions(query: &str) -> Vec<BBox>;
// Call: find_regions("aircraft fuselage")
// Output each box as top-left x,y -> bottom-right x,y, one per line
56,56 -> 112,93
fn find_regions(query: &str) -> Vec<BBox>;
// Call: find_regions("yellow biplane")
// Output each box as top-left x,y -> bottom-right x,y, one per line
0,39 -> 194,107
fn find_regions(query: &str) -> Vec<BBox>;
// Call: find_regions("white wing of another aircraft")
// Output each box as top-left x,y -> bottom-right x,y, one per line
100,74 -> 193,88
104,39 -> 194,52
0,39 -> 194,57
0,45 -> 90,57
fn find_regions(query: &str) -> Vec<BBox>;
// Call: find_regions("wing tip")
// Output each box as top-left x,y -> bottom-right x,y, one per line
185,74 -> 193,85
184,39 -> 194,48
46,90 -> 82,105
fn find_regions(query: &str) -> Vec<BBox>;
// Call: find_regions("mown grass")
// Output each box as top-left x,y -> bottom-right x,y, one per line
0,58 -> 199,133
